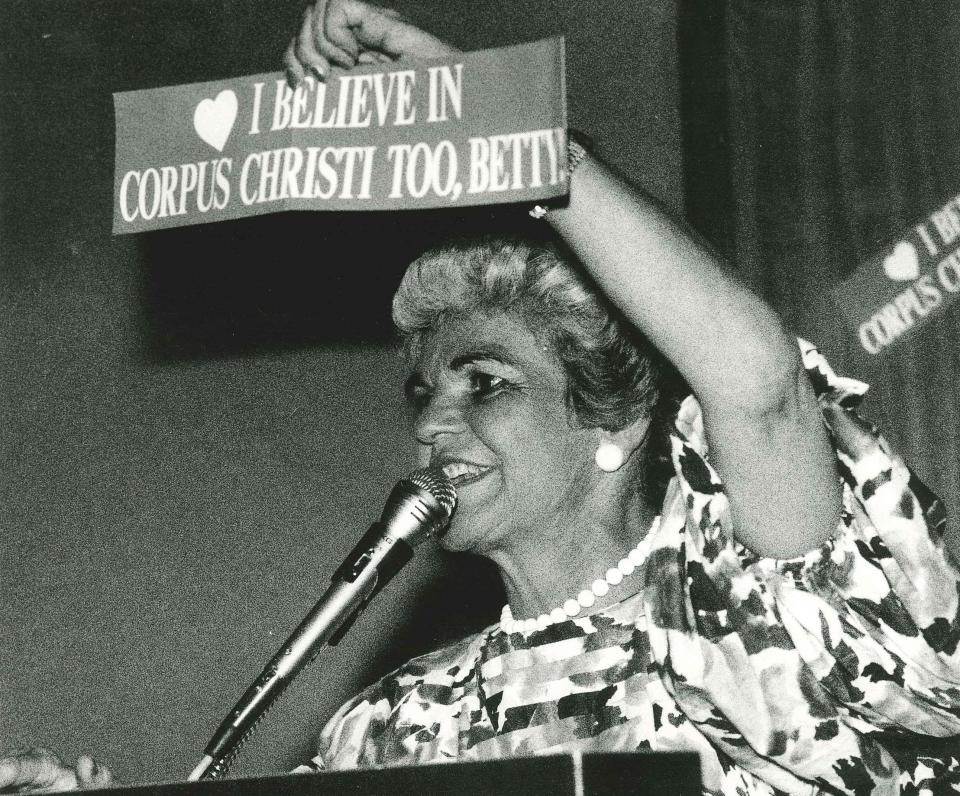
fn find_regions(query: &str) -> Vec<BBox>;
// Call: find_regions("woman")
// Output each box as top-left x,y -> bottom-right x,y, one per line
282,5 -> 960,794
3,2 -> 959,793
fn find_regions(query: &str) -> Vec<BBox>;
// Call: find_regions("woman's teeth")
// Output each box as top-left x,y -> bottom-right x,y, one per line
441,462 -> 490,484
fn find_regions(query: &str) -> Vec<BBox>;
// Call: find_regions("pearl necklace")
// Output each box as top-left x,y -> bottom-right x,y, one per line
499,517 -> 660,635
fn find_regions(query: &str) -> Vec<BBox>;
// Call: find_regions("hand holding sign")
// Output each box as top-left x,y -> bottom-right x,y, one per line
113,3 -> 567,234
284,0 -> 456,83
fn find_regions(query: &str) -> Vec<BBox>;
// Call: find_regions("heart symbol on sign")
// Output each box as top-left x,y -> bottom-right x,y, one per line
882,240 -> 920,282
193,90 -> 238,152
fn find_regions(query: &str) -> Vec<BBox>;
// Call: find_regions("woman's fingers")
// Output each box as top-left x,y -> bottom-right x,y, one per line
283,39 -> 307,87
322,0 -> 372,60
285,0 -> 458,84
0,749 -> 114,793
312,0 -> 359,68
295,6 -> 333,78
335,2 -> 455,60
357,49 -> 395,65
0,747 -> 79,792
75,755 -> 113,790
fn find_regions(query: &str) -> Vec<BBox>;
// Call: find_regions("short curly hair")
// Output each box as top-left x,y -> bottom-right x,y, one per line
391,236 -> 687,507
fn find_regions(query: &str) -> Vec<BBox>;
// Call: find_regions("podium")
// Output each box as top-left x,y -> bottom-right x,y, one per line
91,753 -> 701,795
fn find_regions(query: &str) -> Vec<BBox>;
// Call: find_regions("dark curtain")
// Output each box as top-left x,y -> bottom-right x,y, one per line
679,0 -> 960,545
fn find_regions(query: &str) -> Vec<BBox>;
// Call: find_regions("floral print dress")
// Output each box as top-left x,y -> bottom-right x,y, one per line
295,343 -> 960,794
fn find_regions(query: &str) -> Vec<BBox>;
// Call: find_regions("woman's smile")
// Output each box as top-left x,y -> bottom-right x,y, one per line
438,460 -> 496,488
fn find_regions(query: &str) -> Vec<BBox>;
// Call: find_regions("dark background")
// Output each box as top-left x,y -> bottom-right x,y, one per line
4,0 -> 960,787
0,0 -> 682,783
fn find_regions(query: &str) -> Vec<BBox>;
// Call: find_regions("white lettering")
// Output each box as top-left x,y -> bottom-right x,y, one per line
937,250 -> 960,292
271,79 -> 292,131
119,170 -> 140,222
249,82 -> 265,135
239,146 -> 375,204
427,64 -> 463,123
138,169 -> 161,220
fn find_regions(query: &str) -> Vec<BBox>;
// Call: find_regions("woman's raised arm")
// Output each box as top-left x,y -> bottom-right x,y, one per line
285,0 -> 842,558
549,157 -> 841,557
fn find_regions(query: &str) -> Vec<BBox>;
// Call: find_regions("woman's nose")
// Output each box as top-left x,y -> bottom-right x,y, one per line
413,394 -> 467,445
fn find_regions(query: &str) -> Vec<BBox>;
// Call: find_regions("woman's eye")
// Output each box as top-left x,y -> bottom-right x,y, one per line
469,372 -> 506,396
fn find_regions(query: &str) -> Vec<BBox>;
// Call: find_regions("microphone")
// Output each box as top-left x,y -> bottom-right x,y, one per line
188,467 -> 456,781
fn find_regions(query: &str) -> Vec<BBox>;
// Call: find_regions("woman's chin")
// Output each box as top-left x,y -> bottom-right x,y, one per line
436,508 -> 496,554
435,472 -> 501,552
436,522 -> 480,553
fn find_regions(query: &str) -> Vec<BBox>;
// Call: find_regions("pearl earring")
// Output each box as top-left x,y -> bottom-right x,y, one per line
594,442 -> 626,472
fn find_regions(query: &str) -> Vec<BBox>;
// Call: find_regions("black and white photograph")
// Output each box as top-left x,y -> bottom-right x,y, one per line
2,2 -> 959,793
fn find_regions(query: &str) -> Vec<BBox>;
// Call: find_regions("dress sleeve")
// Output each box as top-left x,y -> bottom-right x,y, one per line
290,671 -> 432,773
289,690 -> 381,773
642,340 -> 960,795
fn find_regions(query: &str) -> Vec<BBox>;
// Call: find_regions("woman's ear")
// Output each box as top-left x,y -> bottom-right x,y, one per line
594,415 -> 651,472
606,414 -> 652,458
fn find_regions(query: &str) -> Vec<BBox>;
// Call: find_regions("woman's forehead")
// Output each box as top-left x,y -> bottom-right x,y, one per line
411,311 -> 553,373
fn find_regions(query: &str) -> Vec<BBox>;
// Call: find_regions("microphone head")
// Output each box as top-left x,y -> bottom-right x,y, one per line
405,467 -> 457,516
380,467 -> 457,547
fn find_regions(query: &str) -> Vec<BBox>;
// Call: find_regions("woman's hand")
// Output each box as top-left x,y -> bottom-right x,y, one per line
284,0 -> 458,85
0,748 -> 114,793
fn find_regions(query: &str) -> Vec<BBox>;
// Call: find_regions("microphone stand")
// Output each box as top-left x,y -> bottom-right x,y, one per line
187,469 -> 455,782
187,563 -> 377,781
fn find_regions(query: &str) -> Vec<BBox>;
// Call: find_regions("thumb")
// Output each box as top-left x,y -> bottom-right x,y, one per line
333,0 -> 456,60
76,756 -> 114,790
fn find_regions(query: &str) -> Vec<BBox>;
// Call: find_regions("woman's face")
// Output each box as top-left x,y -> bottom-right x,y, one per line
406,311 -> 599,555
